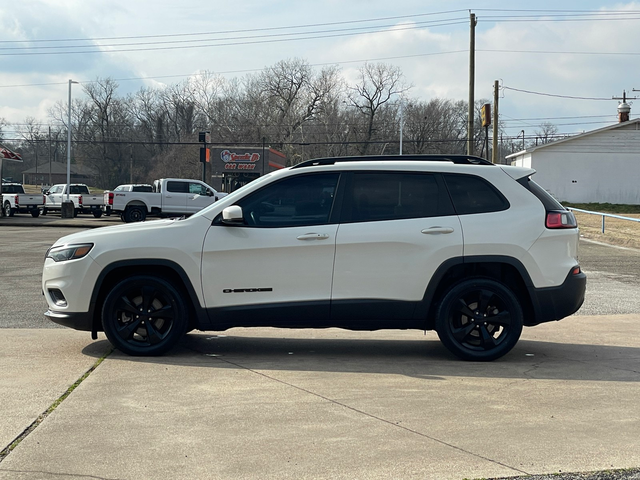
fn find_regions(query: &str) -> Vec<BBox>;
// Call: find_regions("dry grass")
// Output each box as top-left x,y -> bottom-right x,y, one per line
572,210 -> 640,249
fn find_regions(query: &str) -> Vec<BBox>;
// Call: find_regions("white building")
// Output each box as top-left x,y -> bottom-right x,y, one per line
506,117 -> 640,205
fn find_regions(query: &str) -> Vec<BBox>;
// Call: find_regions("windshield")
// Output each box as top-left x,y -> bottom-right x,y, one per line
189,172 -> 278,219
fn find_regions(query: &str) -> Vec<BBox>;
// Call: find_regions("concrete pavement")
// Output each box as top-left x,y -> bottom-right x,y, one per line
1,314 -> 639,479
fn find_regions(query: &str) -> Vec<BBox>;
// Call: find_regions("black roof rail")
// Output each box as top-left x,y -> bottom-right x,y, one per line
291,154 -> 494,169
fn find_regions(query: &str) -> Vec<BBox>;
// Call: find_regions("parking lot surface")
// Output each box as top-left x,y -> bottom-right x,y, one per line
1,221 -> 639,479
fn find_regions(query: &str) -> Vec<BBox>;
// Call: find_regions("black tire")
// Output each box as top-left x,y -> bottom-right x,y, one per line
41,207 -> 48,216
124,206 -> 146,223
92,210 -> 103,218
101,276 -> 189,356
435,278 -> 523,361
31,209 -> 40,218
73,208 -> 79,217
4,202 -> 14,217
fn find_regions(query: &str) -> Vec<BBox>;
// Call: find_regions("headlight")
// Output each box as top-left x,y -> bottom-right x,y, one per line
45,243 -> 94,262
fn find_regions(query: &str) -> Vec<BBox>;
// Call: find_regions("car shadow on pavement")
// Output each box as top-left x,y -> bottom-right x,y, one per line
82,333 -> 640,382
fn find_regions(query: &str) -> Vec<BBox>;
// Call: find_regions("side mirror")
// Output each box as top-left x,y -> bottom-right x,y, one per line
221,205 -> 244,224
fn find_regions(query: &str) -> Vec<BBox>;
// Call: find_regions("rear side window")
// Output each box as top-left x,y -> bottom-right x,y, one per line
166,181 -> 189,193
347,172 -> 454,222
444,174 -> 509,215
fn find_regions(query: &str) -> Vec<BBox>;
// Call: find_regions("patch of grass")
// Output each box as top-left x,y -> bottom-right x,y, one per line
563,202 -> 640,214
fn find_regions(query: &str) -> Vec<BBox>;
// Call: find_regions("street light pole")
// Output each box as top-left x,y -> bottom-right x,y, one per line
62,79 -> 78,218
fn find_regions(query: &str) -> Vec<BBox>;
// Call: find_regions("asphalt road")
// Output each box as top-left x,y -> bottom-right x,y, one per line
1,225 -> 639,328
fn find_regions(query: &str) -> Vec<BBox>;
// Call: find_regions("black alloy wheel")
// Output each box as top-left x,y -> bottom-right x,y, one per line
102,276 -> 188,356
124,206 -> 146,223
435,278 -> 523,361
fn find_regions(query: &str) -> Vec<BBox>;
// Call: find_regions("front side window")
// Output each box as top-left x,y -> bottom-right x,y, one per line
235,173 -> 339,227
347,172 -> 451,222
189,183 -> 209,195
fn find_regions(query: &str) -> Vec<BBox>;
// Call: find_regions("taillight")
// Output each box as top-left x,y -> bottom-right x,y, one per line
108,192 -> 114,205
546,210 -> 577,229
78,195 -> 83,206
14,195 -> 19,206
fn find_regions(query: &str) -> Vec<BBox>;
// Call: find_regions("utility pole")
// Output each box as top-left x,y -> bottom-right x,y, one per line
199,131 -> 211,183
48,126 -> 52,187
492,80 -> 499,164
467,12 -> 477,156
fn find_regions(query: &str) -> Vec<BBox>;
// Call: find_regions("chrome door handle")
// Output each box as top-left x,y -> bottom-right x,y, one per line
421,227 -> 454,235
296,233 -> 330,241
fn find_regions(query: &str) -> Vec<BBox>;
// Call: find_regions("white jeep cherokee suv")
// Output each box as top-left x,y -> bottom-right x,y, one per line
43,155 -> 586,361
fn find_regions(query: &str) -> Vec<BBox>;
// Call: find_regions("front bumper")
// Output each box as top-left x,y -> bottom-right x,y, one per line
45,309 -> 95,331
527,267 -> 587,326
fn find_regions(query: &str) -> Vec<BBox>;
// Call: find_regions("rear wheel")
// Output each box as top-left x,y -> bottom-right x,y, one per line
92,210 -> 103,218
41,207 -> 48,216
4,202 -> 14,217
124,206 -> 146,223
101,276 -> 188,356
31,209 -> 40,218
435,278 -> 523,361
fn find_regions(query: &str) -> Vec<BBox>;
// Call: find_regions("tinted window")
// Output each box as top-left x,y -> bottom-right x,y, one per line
132,185 -> 153,192
69,185 -> 89,195
166,181 -> 189,193
348,173 -> 450,222
2,184 -> 22,194
236,173 -> 339,227
444,174 -> 509,215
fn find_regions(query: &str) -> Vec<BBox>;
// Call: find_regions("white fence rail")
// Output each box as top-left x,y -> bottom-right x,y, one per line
568,207 -> 640,233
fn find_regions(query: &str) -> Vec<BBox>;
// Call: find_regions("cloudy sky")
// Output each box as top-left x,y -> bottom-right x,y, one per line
2,0 -> 640,143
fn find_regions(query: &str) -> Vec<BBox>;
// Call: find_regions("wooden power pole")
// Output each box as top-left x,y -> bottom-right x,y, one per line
467,12 -> 477,156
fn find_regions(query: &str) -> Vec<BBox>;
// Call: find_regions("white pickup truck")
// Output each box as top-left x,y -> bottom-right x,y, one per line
105,178 -> 227,222
43,184 -> 105,218
2,183 -> 46,217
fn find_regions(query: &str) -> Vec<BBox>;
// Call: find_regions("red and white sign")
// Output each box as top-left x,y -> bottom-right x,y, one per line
220,150 -> 260,163
0,147 -> 22,161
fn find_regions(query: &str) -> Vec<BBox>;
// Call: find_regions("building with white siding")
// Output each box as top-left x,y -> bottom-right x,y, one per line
506,118 -> 640,205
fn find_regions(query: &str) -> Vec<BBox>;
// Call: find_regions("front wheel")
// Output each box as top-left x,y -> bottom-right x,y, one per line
435,278 -> 523,361
101,276 -> 189,356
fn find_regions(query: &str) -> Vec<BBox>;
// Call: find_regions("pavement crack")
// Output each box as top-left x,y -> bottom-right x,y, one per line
0,348 -> 112,464
0,468 -> 124,480
207,354 -> 531,476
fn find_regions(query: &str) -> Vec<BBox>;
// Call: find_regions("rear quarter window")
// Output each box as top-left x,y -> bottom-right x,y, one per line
517,177 -> 565,211
444,173 -> 509,215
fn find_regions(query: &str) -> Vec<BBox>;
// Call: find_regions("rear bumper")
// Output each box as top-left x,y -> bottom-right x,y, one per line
45,309 -> 94,331
527,268 -> 587,326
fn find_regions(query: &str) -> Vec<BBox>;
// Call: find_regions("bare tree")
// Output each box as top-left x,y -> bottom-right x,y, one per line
347,63 -> 410,155
535,122 -> 559,145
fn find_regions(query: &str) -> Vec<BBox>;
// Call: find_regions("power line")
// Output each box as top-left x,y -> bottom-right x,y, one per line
0,50 -> 468,89
0,10 -> 470,44
502,86 -> 612,100
0,20 -> 468,57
